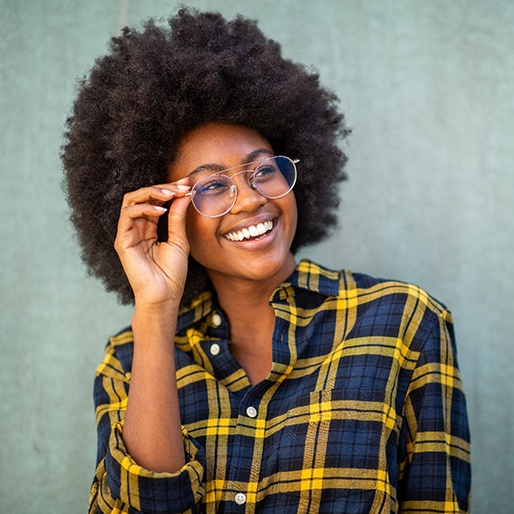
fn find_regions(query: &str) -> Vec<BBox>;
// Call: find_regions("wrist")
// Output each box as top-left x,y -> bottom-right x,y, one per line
132,302 -> 180,339
133,296 -> 180,315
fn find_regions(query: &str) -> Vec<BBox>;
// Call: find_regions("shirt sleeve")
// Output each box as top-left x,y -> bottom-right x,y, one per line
88,341 -> 207,514
398,309 -> 471,513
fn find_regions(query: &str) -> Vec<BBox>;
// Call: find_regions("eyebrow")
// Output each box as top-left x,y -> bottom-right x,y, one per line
186,148 -> 274,180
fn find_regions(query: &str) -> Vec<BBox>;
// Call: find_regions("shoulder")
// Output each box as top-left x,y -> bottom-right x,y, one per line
300,260 -> 453,344
301,259 -> 449,316
95,326 -> 134,382
337,267 -> 453,352
346,269 -> 449,317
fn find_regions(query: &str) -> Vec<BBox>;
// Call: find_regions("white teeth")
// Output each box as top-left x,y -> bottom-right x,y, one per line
225,220 -> 273,241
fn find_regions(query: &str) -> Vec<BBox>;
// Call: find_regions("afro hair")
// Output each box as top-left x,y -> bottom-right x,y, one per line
62,7 -> 350,307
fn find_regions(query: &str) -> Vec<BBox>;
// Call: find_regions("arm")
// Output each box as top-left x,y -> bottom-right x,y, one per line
398,309 -> 471,513
88,336 -> 206,514
89,181 -> 207,513
115,181 -> 190,473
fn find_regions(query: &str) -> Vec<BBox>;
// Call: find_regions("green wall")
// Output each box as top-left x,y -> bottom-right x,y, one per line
1,0 -> 512,511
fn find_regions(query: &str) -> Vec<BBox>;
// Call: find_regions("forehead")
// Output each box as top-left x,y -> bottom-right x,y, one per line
168,123 -> 273,181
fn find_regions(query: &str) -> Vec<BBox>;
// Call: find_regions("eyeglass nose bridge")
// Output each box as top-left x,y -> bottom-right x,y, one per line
225,169 -> 268,214
227,168 -> 260,195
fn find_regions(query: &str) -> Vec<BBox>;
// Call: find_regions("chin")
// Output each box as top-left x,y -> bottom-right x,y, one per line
208,250 -> 296,287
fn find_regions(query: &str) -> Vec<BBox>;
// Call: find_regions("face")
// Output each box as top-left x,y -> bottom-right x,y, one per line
168,123 -> 298,290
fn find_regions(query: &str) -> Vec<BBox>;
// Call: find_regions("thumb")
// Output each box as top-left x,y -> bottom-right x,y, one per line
166,194 -> 192,246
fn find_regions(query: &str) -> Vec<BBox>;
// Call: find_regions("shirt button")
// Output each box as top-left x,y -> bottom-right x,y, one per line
210,343 -> 221,356
234,492 -> 247,505
212,313 -> 222,327
246,406 -> 257,418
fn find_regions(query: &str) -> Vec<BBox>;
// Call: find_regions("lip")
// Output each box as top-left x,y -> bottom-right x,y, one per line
222,213 -> 275,236
221,213 -> 279,247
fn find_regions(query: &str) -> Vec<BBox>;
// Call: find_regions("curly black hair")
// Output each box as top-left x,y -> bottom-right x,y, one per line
62,7 -> 350,307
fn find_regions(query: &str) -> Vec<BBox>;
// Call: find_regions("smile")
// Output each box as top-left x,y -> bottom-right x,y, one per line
224,220 -> 274,242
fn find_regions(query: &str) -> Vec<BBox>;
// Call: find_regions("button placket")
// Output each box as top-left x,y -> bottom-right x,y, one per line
226,394 -> 266,508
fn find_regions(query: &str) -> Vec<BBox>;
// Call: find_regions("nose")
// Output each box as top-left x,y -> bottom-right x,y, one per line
229,171 -> 267,214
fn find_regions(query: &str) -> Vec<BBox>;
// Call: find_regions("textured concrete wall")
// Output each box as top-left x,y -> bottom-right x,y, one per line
1,0 -> 512,511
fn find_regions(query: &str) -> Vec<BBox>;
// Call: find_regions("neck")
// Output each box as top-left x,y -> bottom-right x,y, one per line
207,255 -> 296,384
216,283 -> 277,384
210,254 -> 296,340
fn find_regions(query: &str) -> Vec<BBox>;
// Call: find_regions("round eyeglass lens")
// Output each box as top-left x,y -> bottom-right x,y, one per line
251,156 -> 297,199
190,156 -> 297,218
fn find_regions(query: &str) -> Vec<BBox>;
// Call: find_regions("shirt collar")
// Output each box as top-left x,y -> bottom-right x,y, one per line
176,259 -> 341,331
176,290 -> 215,333
280,259 -> 341,297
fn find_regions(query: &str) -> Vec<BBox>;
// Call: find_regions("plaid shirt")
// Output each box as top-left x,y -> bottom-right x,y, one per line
90,260 -> 470,513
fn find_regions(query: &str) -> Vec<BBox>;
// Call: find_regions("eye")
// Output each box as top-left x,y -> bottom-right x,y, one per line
253,163 -> 278,183
196,177 -> 232,196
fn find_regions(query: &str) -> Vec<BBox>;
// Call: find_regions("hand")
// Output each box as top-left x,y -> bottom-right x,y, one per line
114,180 -> 192,308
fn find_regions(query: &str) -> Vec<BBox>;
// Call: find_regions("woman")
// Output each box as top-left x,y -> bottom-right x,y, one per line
63,8 -> 470,514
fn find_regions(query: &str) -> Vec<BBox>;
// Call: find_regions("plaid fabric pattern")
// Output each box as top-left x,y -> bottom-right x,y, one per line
90,260 -> 470,513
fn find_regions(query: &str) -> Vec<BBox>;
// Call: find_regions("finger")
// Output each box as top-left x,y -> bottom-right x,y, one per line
121,186 -> 176,208
156,176 -> 192,191
160,177 -> 192,189
126,204 -> 168,219
121,180 -> 193,209
117,204 -> 168,235
147,177 -> 192,194
158,180 -> 191,198
166,194 -> 192,244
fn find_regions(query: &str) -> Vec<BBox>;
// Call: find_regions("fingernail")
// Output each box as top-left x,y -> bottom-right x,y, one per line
175,184 -> 190,191
161,189 -> 175,196
176,178 -> 190,185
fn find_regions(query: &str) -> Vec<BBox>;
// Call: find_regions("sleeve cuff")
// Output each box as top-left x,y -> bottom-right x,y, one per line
105,421 -> 206,513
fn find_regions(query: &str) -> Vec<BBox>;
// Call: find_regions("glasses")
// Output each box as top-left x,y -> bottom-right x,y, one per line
188,155 -> 298,218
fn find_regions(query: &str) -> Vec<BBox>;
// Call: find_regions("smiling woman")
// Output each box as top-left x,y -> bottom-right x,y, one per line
167,123 -> 298,292
62,7 -> 470,514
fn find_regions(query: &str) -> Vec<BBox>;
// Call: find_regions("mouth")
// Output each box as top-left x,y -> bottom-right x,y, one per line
224,220 -> 274,242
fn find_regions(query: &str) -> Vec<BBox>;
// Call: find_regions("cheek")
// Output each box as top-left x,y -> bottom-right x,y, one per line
185,209 -> 201,249
185,208 -> 217,259
292,195 -> 298,225
284,194 -> 298,238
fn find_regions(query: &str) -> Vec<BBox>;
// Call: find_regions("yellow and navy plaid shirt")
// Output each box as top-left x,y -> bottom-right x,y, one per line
90,260 -> 470,513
